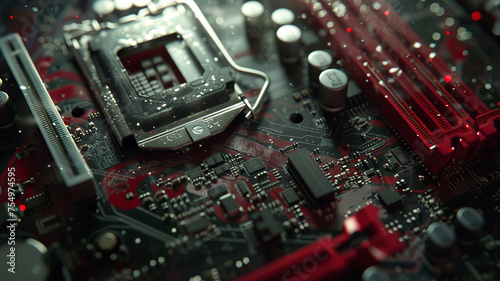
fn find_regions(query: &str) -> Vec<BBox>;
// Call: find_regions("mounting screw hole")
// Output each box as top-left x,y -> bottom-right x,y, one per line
289,113 -> 304,124
71,106 -> 86,118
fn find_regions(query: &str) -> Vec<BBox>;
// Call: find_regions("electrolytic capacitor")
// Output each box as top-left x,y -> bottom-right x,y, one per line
425,222 -> 456,259
276,24 -> 302,63
113,0 -> 133,17
362,266 -> 391,281
271,8 -> 295,27
97,231 -> 120,251
455,207 -> 484,245
318,69 -> 348,112
0,91 -> 15,128
308,50 -> 333,88
241,1 -> 264,41
93,0 -> 115,16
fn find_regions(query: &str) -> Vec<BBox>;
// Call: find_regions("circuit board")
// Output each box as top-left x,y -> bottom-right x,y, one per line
0,0 -> 500,280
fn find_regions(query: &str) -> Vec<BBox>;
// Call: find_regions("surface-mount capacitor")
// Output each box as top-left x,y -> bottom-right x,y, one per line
276,24 -> 302,63
308,50 -> 333,88
318,69 -> 348,112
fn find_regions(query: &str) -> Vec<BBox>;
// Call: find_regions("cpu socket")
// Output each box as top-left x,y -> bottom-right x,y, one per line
65,1 -> 268,149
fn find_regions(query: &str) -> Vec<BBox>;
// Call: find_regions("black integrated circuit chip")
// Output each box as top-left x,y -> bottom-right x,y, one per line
390,148 -> 411,165
251,209 -> 283,245
281,188 -> 300,206
205,153 -> 225,168
364,169 -> 376,178
243,157 -> 267,175
236,180 -> 252,196
207,184 -> 229,200
377,187 -> 402,207
214,163 -> 230,176
287,149 -> 335,207
186,167 -> 204,180
220,194 -> 239,216
182,216 -> 209,235
23,192 -> 52,215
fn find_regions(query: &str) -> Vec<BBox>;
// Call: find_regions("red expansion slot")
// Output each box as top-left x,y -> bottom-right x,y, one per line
299,0 -> 500,172
236,205 -> 404,281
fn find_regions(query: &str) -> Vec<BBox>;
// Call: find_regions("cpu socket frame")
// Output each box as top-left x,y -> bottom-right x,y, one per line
64,0 -> 269,149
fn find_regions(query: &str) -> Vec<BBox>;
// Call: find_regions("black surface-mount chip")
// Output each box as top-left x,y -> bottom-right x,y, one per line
377,186 -> 402,207
186,167 -> 204,180
23,192 -> 52,215
207,184 -> 229,200
287,149 -> 335,207
214,163 -> 230,176
205,153 -> 225,168
390,147 -> 411,165
182,216 -> 209,235
281,188 -> 300,206
243,157 -> 267,175
220,194 -> 239,217
251,209 -> 283,245
236,180 -> 252,196
364,169 -> 376,178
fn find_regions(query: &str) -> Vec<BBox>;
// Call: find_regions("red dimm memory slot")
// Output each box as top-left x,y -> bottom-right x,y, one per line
299,0 -> 500,172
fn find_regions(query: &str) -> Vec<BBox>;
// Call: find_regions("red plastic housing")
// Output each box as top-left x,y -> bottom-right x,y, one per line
236,205 -> 404,281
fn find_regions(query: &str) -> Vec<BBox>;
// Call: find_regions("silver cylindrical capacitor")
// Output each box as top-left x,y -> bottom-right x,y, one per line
362,267 -> 391,281
318,69 -> 348,111
113,0 -> 134,17
455,207 -> 484,245
241,1 -> 265,40
93,0 -> 115,17
271,8 -> 295,27
425,222 -> 456,258
276,24 -> 302,63
308,50 -> 333,88
0,91 -> 15,128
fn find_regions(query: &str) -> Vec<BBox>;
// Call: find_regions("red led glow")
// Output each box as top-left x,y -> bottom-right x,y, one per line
444,75 -> 452,82
346,27 -> 352,33
472,11 -> 481,21
10,16 -> 13,19
384,11 -> 389,16
20,204 -> 26,212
